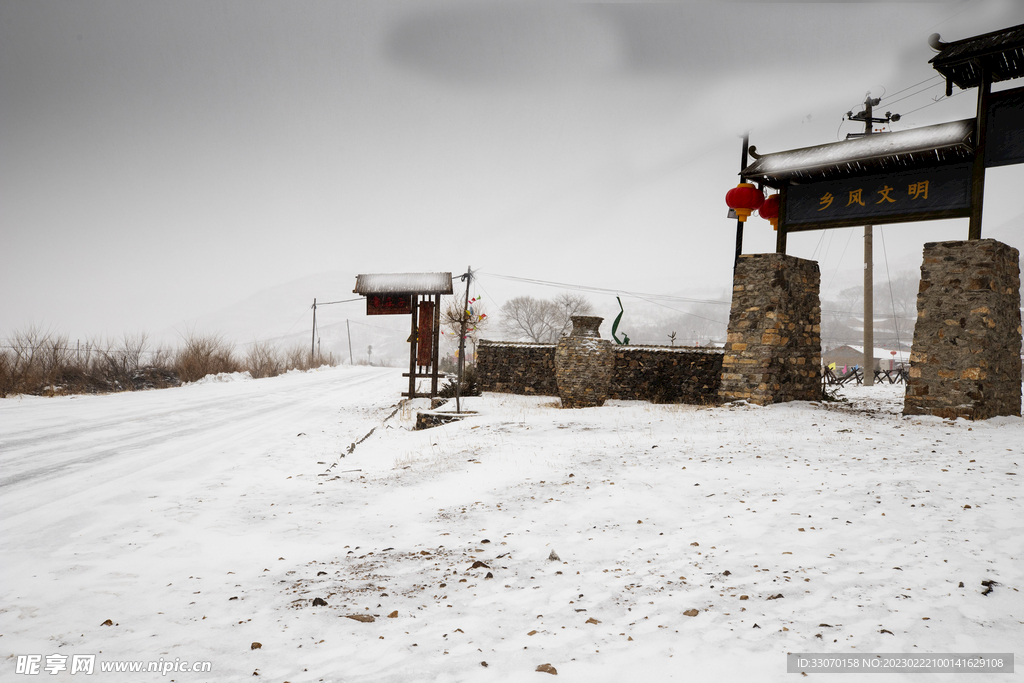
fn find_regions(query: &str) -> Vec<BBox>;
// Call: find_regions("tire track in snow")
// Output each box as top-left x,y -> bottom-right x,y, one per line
0,368 -> 399,495
0,367 -> 388,451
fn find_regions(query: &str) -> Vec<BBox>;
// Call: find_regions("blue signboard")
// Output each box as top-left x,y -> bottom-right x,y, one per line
785,162 -> 972,230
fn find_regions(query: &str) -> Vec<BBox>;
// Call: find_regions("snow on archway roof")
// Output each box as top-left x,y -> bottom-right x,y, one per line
741,119 -> 974,187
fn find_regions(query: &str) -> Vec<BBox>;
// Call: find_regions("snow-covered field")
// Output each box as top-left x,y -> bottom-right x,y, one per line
1,366 -> 1021,682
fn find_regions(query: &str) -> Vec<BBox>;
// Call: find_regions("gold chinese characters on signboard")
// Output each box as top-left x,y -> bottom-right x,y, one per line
786,162 -> 971,231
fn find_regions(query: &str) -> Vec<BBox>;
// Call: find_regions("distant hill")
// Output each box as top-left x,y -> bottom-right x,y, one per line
158,270 -> 414,366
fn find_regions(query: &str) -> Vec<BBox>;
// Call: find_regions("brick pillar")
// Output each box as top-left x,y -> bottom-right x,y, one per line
719,254 -> 822,405
904,239 -> 1022,420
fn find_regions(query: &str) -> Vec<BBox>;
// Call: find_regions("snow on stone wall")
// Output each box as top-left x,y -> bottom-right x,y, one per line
477,340 -> 722,405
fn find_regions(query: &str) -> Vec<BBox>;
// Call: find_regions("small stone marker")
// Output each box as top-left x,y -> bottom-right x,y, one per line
345,614 -> 375,623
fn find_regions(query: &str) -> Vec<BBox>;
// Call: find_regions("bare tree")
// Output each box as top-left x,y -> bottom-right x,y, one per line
498,297 -> 552,343
441,297 -> 488,363
246,340 -> 283,378
550,293 -> 593,338
499,294 -> 593,343
118,332 -> 149,372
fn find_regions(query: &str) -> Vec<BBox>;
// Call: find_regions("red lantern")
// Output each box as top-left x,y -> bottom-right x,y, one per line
725,183 -> 764,222
759,193 -> 780,230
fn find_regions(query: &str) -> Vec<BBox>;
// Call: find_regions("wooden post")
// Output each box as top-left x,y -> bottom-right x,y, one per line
735,132 -> 749,271
431,293 -> 441,397
408,294 -> 418,398
969,66 -> 991,240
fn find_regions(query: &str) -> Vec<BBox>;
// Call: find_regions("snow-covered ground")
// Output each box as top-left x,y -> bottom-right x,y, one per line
1,367 -> 1021,682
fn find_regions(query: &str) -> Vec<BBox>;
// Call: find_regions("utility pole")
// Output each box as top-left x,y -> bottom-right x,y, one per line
346,319 -> 354,365
859,98 -> 877,387
846,95 -> 899,387
456,266 -> 471,413
311,298 -> 317,364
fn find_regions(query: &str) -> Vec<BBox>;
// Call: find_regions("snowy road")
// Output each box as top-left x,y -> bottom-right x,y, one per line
0,366 -> 401,533
1,371 -> 1021,682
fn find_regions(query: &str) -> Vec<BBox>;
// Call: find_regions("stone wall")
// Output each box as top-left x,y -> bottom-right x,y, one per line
476,340 -> 558,396
414,410 -> 469,430
477,340 -> 722,404
904,239 -> 1022,420
609,346 -> 723,404
719,254 -> 822,405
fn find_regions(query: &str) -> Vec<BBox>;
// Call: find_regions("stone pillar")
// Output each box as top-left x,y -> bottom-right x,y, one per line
904,239 -> 1021,420
719,254 -> 822,405
555,316 -> 614,408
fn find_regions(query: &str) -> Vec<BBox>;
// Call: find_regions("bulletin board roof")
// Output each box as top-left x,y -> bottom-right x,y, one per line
353,272 -> 454,295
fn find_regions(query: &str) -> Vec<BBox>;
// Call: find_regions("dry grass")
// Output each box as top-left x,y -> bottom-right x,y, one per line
245,341 -> 335,379
0,329 -> 181,397
245,340 -> 284,379
174,333 -> 242,383
0,327 -> 338,398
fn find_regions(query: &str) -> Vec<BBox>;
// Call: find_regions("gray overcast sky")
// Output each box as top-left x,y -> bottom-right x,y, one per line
2,0 -> 1023,345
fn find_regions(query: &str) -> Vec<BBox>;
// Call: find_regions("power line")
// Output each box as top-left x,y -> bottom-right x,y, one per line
344,319 -> 407,333
823,228 -> 856,299
881,81 -> 944,108
901,88 -> 969,117
315,297 -> 363,306
879,75 -> 942,104
481,272 -> 732,307
482,270 -> 865,316
835,116 -> 848,141
810,227 -> 829,260
236,307 -> 314,347
472,275 -> 498,310
627,293 -> 727,325
879,227 -> 905,352
924,0 -> 984,32
819,227 -> 837,267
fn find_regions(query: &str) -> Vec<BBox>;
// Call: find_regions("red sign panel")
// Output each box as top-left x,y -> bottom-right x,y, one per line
417,301 -> 434,367
366,294 -> 412,316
